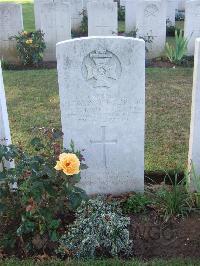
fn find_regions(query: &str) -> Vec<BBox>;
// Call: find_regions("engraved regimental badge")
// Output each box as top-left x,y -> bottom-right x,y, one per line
144,4 -> 159,17
82,48 -> 122,88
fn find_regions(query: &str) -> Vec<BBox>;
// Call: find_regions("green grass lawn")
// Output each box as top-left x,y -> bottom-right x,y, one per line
1,258 -> 200,266
3,67 -> 193,173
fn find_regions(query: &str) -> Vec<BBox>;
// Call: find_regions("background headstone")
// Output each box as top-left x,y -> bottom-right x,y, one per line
136,0 -> 167,59
0,3 -> 23,63
120,0 -> 126,6
34,0 -> 50,30
188,38 -> 200,191
35,0 -> 82,32
125,0 -> 139,33
178,0 -> 185,10
87,0 -> 118,36
56,36 -> 145,195
184,0 -> 200,56
69,0 -> 83,31
167,0 -> 177,26
40,0 -> 71,61
0,62 -> 14,170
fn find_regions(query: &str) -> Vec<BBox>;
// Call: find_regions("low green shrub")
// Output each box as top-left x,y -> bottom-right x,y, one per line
57,197 -> 132,259
0,128 -> 87,254
122,193 -> 151,214
165,30 -> 188,64
11,30 -> 46,66
153,174 -> 192,221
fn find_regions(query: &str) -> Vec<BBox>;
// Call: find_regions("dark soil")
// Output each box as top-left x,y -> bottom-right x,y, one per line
3,57 -> 194,71
146,59 -> 175,68
146,57 -> 194,68
130,211 -> 200,259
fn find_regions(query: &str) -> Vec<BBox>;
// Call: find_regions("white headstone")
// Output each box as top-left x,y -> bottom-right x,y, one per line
40,0 -> 71,61
83,0 -> 90,10
0,3 -> 23,63
34,0 -> 82,32
0,62 -> 14,169
125,0 -> 139,33
87,0 -> 118,36
56,36 -> 145,195
184,0 -> 200,56
178,0 -> 185,10
167,0 -> 177,26
136,0 -> 167,59
69,0 -> 83,31
34,0 -> 52,30
188,38 -> 200,191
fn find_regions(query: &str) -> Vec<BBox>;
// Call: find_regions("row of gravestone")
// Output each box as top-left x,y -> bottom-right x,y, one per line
121,0 -> 186,12
0,36 -> 200,194
125,0 -> 200,57
0,0 -> 199,63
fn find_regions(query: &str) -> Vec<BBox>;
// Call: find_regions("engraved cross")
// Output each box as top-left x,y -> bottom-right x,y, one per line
90,126 -> 117,168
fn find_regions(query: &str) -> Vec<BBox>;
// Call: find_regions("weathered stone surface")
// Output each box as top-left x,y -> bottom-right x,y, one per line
125,0 -> 139,33
39,0 -> 71,61
87,0 -> 118,36
184,0 -> 200,56
136,0 -> 167,59
188,38 -> 200,191
0,62 -> 14,169
0,3 -> 23,63
56,36 -> 145,195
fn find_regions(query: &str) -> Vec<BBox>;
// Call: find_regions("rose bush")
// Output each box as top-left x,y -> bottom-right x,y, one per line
0,128 -> 87,256
11,30 -> 46,66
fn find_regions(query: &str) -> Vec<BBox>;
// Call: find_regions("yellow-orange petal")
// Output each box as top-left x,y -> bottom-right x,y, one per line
54,161 -> 62,170
59,153 -> 68,161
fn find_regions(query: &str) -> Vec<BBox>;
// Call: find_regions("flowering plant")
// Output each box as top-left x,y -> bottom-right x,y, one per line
11,30 -> 46,66
0,128 -> 87,255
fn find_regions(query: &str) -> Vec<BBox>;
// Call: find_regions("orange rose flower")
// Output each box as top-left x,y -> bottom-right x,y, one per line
55,153 -> 80,176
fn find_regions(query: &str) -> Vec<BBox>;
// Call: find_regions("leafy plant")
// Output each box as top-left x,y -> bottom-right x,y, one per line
11,30 -> 46,66
122,193 -> 151,214
118,5 -> 125,21
0,59 -> 10,70
165,30 -> 188,64
154,174 -> 192,221
0,128 -> 87,254
57,197 -> 132,259
80,9 -> 88,35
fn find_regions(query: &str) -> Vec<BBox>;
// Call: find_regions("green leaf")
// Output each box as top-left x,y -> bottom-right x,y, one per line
0,172 -> 6,180
50,230 -> 58,242
30,137 -> 45,151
